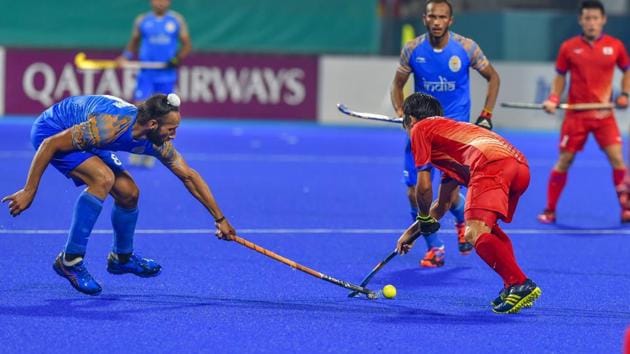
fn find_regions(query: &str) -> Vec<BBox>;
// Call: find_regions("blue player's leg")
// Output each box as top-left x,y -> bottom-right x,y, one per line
404,139 -> 445,267
106,171 -> 161,277
52,156 -> 117,295
449,187 -> 473,255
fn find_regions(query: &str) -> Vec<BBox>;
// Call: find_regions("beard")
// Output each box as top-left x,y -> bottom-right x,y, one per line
147,128 -> 166,146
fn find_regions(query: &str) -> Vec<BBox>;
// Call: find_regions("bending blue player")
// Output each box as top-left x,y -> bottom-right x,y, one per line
2,93 -> 235,295
390,0 -> 500,267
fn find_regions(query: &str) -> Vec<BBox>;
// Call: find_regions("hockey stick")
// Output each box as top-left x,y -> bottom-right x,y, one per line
347,249 -> 398,298
231,235 -> 378,299
501,101 -> 614,110
337,103 -> 403,124
347,226 -> 427,297
74,52 -> 167,70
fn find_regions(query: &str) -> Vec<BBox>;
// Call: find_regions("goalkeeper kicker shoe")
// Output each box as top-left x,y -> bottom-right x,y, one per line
492,279 -> 541,314
53,253 -> 102,295
107,253 -> 162,277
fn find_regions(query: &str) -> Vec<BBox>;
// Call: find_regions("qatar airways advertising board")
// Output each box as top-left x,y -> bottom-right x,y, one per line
3,48 -> 318,120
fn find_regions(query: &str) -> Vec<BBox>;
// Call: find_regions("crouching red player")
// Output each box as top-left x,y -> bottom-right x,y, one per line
395,92 -> 541,314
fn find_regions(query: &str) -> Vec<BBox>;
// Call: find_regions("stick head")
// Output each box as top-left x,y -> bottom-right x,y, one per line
74,52 -> 86,67
366,292 -> 378,300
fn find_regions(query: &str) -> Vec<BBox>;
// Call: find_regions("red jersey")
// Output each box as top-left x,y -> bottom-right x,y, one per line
410,117 -> 527,185
556,34 -> 630,119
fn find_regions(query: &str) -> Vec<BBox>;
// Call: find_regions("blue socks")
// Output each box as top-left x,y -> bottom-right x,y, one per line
449,192 -> 466,224
111,204 -> 138,254
411,207 -> 444,249
64,191 -> 104,255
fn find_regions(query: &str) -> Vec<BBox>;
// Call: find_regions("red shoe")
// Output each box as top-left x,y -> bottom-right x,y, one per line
537,209 -> 556,224
420,246 -> 445,268
455,222 -> 473,255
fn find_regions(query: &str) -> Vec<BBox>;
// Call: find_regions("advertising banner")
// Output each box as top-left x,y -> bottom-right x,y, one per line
4,48 -> 318,120
319,56 -> 630,130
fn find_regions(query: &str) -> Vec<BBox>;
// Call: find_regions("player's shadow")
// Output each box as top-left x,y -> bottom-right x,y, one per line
0,292 -> 423,321
0,297 -> 129,321
377,266 -> 474,289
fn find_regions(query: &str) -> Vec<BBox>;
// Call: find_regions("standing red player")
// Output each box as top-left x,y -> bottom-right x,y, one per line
538,0 -> 630,224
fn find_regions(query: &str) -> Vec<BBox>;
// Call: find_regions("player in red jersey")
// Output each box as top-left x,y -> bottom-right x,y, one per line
538,0 -> 630,224
395,92 -> 541,314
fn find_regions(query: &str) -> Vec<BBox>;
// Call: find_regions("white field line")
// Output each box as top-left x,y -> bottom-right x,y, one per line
0,228 -> 628,235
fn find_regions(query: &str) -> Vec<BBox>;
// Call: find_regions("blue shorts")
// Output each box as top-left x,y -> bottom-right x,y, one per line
30,118 -> 125,186
134,70 -> 176,102
404,138 -> 435,187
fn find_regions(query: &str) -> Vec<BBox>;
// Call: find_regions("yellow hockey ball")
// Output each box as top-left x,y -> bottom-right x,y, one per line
382,284 -> 397,299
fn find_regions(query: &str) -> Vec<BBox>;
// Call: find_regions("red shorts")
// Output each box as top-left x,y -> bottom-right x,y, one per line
464,158 -> 530,227
559,116 -> 621,152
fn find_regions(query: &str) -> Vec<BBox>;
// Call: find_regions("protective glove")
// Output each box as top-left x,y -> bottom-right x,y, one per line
417,214 -> 440,235
475,109 -> 493,130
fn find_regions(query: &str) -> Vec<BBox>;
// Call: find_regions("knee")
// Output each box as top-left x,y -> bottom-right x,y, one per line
555,155 -> 574,171
608,154 -> 625,169
89,168 -> 116,194
464,227 -> 480,245
116,184 -> 140,209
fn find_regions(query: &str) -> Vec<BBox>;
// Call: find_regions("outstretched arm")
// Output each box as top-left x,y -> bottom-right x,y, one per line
165,154 -> 236,239
2,129 -> 74,216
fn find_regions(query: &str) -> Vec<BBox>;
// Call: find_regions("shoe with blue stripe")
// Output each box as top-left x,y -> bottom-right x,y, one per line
107,253 -> 162,277
492,279 -> 541,314
53,253 -> 102,295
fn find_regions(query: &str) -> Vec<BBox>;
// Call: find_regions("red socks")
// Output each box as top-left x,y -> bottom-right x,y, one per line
475,232 -> 526,287
614,168 -> 628,208
546,170 -> 567,211
613,168 -> 626,187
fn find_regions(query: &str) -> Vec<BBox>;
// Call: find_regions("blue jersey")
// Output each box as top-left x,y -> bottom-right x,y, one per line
398,32 -> 489,122
133,10 -> 188,81
36,95 -> 179,164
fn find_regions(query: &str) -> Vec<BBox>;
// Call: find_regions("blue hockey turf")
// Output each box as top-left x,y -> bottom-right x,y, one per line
0,118 -> 629,353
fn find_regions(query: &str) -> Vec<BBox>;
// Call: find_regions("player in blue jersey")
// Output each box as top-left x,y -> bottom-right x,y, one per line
2,94 -> 235,295
118,0 -> 192,168
390,0 -> 500,268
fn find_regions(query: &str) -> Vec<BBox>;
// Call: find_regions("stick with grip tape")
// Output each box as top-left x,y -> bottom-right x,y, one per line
230,235 -> 379,299
348,217 -> 440,297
